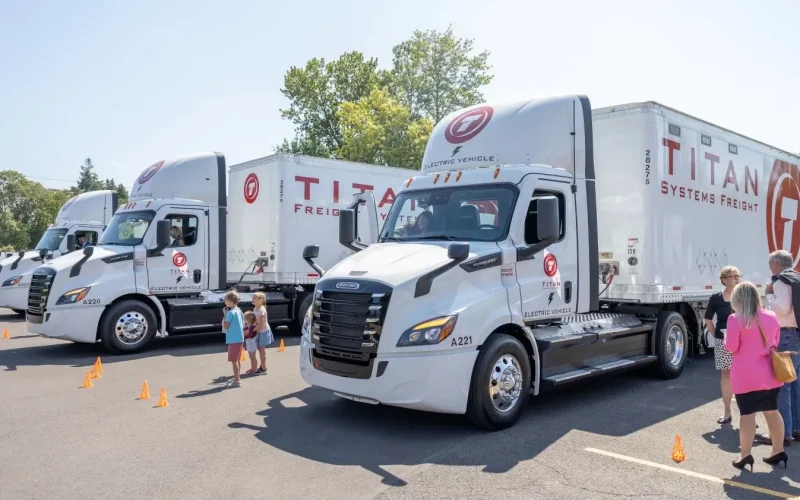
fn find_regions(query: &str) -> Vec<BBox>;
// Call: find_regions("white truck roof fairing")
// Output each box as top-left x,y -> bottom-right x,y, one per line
130,152 -> 226,207
422,95 -> 593,180
55,190 -> 118,226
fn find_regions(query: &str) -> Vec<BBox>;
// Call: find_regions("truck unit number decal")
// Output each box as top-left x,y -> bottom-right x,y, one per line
279,180 -> 284,203
451,336 -> 473,347
644,149 -> 651,185
82,299 -> 101,305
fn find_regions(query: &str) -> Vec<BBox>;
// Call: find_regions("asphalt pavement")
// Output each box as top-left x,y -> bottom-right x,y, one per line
2,308 -> 800,499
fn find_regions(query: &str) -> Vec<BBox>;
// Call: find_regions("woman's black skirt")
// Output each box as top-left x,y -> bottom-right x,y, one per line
735,387 -> 781,415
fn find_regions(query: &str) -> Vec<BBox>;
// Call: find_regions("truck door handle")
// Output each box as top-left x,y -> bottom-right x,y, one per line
564,281 -> 572,304
193,269 -> 202,283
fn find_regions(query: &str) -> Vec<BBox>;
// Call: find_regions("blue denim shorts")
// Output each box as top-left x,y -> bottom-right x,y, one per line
257,329 -> 274,347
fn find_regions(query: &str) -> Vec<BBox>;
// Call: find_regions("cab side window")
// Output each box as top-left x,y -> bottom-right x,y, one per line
74,230 -> 98,249
165,214 -> 198,247
524,190 -> 566,245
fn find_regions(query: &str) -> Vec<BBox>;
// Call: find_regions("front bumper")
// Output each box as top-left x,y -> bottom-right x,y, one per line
300,337 -> 478,414
27,306 -> 103,343
0,285 -> 29,311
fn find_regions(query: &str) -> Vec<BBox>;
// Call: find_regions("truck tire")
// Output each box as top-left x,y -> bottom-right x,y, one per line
465,333 -> 531,431
652,311 -> 688,379
290,293 -> 313,335
99,300 -> 158,354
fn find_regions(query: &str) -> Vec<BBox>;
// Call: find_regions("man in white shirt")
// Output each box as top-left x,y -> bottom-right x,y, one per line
765,250 -> 800,445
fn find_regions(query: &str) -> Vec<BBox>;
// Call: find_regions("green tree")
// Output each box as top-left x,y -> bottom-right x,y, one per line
389,25 -> 493,123
75,158 -> 104,192
278,51 -> 388,157
337,87 -> 433,170
0,171 -> 70,249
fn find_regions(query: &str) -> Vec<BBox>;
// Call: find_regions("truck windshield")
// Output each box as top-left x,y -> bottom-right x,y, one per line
35,228 -> 68,251
379,184 -> 517,243
99,211 -> 154,246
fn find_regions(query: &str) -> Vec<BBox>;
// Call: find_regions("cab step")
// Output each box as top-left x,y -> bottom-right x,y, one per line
541,354 -> 657,388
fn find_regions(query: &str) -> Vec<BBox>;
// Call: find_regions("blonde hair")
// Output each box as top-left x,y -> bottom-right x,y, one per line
719,265 -> 740,284
252,292 -> 267,307
731,281 -> 762,329
244,311 -> 256,324
224,290 -> 239,306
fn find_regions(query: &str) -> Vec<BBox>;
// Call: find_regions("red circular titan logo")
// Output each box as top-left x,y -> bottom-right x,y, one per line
244,173 -> 259,204
544,253 -> 558,278
172,252 -> 187,267
444,106 -> 494,144
137,161 -> 164,185
767,159 -> 800,270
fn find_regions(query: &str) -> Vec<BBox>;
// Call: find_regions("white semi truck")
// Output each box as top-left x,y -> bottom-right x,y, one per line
0,190 -> 117,315
298,95 -> 800,430
26,154 -> 410,353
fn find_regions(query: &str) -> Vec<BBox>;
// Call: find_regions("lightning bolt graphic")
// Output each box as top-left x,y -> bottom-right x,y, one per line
451,146 -> 462,158
548,292 -> 554,305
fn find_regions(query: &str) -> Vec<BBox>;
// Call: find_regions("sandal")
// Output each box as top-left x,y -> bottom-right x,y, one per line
244,368 -> 257,375
718,416 -> 732,424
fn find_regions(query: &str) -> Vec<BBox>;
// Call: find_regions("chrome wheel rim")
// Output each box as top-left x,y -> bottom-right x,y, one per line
489,354 -> 523,413
115,311 -> 148,345
666,325 -> 685,367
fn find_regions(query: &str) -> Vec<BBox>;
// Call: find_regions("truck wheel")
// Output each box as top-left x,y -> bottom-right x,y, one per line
290,293 -> 313,335
99,300 -> 158,354
465,333 -> 531,431
652,311 -> 688,379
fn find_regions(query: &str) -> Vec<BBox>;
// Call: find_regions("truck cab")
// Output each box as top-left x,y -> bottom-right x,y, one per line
299,95 -> 688,430
0,190 -> 116,315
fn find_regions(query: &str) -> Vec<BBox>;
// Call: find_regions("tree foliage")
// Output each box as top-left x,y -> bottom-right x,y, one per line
277,27 -> 492,167
338,88 -> 433,170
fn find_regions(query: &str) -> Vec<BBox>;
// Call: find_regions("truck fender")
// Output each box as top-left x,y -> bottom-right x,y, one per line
143,295 -> 168,337
520,325 -> 541,396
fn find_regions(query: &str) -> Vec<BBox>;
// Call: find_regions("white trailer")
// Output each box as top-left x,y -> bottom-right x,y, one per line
0,190 -> 117,315
26,154 -> 411,353
298,96 -> 800,430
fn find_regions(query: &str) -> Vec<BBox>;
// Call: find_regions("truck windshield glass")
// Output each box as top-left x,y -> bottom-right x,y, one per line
35,228 -> 68,251
380,185 -> 517,243
99,211 -> 154,246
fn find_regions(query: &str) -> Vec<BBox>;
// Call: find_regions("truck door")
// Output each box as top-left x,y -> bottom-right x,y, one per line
515,177 -> 577,322
147,208 -> 208,294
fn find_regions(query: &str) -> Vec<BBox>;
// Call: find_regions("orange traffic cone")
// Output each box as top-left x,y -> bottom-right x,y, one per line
80,370 -> 93,388
139,380 -> 151,400
90,363 -> 101,379
671,434 -> 686,463
240,347 -> 247,363
156,387 -> 168,407
2,328 -> 9,339
278,339 -> 285,352
94,357 -> 103,373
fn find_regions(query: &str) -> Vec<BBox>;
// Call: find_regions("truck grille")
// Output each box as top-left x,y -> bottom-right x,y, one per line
310,281 -> 391,379
27,269 -> 55,317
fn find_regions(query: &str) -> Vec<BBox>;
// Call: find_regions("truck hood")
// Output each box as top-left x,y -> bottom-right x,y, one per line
39,246 -> 133,273
0,251 -> 48,279
323,242 -> 491,288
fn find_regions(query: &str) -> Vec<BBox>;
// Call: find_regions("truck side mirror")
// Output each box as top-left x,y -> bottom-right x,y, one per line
156,220 -> 171,248
447,242 -> 470,261
65,234 -> 76,254
339,209 -> 363,253
536,196 -> 560,242
302,245 -> 325,276
39,249 -> 47,259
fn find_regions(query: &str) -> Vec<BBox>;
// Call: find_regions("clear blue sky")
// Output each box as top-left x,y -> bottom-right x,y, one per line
1,0 -> 797,190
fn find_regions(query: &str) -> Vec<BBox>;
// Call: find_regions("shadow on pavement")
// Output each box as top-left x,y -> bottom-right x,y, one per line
0,330 -> 299,371
0,313 -> 25,323
228,356 -> 736,488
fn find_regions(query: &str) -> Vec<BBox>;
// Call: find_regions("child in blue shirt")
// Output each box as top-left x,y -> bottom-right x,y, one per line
222,290 -> 245,387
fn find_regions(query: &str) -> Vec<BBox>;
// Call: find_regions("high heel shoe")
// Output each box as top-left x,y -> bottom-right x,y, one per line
763,451 -> 789,468
732,455 -> 754,471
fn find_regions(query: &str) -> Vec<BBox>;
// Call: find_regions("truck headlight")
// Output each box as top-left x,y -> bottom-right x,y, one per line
56,287 -> 91,305
397,315 -> 457,347
1,276 -> 22,287
301,302 -> 314,342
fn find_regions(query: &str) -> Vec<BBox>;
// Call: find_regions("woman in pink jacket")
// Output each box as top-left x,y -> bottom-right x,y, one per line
725,281 -> 787,471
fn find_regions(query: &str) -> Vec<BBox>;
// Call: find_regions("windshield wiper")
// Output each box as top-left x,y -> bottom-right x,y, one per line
413,234 -> 460,241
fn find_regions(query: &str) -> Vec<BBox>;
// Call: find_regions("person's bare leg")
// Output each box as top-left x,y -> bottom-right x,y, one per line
259,346 -> 267,371
249,351 -> 257,371
233,359 -> 241,383
721,369 -> 732,420
739,414 -> 756,459
763,410 -> 786,455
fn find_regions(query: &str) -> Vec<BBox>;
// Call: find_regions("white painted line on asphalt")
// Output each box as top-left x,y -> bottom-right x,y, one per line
585,447 -> 800,499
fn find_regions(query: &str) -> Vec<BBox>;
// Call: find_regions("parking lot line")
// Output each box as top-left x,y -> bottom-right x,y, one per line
585,447 -> 800,499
